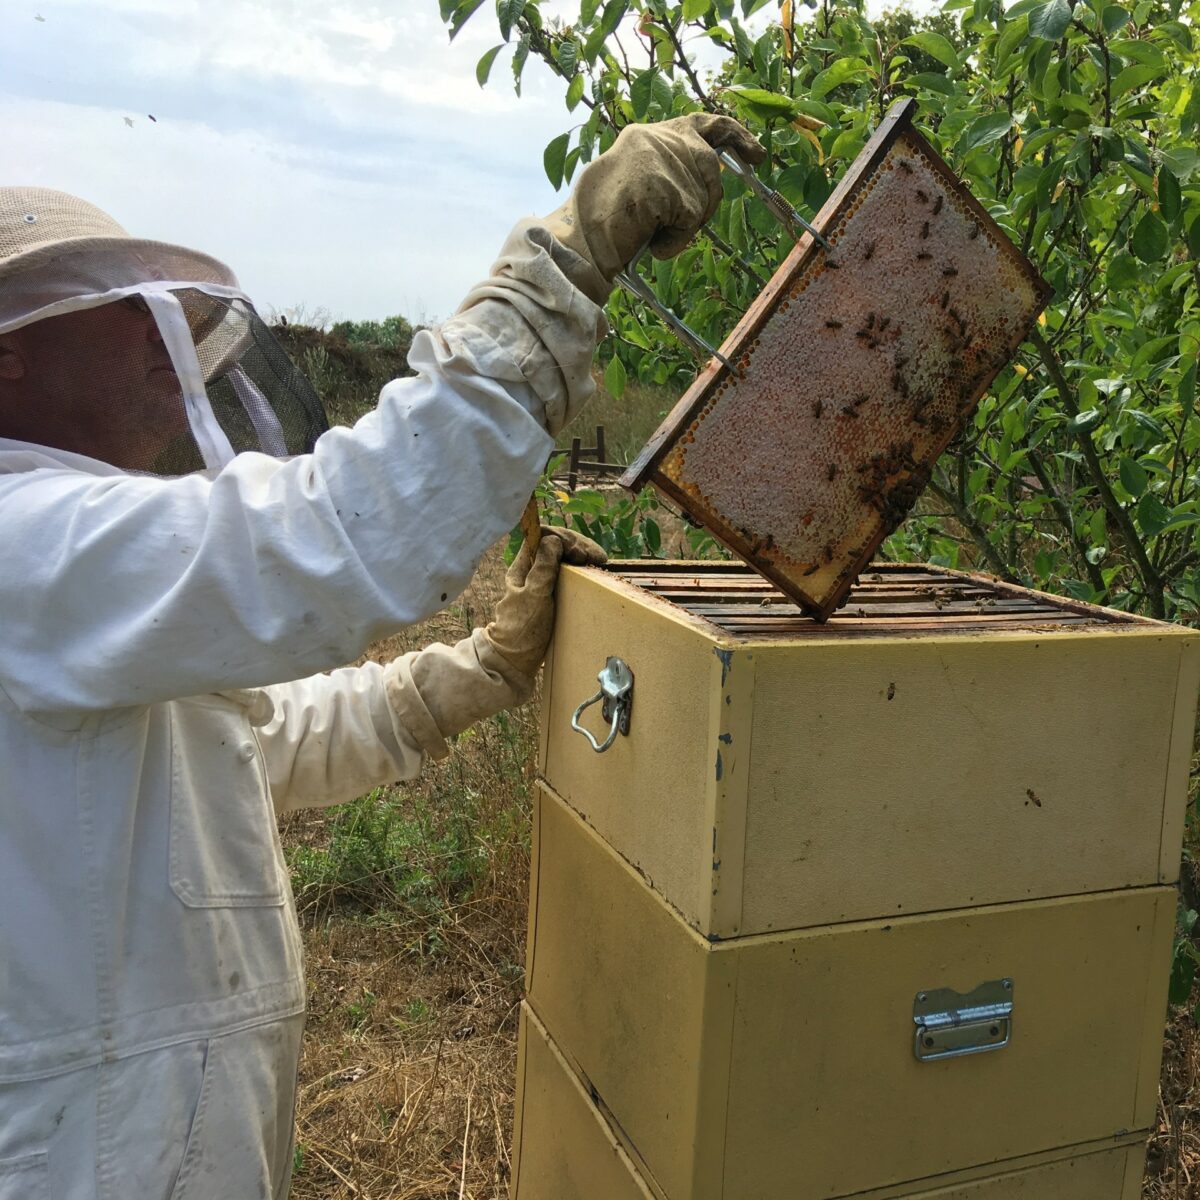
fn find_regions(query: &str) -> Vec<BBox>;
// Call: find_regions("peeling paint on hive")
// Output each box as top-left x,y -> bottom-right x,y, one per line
622,100 -> 1051,621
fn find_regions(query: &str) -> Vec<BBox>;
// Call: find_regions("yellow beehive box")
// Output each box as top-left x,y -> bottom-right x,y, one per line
540,562 -> 1200,939
512,1002 -> 1148,1200
524,784 -> 1171,1200
512,1003 -> 654,1200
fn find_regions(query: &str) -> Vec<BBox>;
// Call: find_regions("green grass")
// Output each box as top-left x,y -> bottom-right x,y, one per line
285,708 -> 535,939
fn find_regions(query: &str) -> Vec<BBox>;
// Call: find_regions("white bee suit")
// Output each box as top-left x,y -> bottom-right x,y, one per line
0,218 -> 603,1200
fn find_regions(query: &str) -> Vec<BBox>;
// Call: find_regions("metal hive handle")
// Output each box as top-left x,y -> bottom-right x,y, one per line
570,656 -> 634,753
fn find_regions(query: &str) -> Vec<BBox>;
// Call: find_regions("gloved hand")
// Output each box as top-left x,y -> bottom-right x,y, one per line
544,113 -> 767,304
383,526 -> 607,759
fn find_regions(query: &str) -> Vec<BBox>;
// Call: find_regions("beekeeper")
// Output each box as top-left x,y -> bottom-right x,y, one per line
0,114 -> 764,1199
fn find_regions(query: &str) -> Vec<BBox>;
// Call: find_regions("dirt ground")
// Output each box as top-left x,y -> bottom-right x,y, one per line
281,546 -> 1200,1200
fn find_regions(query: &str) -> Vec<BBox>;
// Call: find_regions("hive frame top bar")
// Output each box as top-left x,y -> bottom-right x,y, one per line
620,99 -> 1053,621
593,559 -> 1174,641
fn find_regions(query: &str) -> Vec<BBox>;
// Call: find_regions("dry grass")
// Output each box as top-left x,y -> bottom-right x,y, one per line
280,541 -> 1200,1199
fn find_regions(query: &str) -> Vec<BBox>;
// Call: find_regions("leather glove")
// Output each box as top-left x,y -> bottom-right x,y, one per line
544,113 -> 767,304
383,527 -> 607,760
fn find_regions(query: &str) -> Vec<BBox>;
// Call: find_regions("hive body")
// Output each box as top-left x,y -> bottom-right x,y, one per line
512,562 -> 1199,1200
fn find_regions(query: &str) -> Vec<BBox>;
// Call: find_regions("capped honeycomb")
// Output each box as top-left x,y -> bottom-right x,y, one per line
621,100 -> 1051,620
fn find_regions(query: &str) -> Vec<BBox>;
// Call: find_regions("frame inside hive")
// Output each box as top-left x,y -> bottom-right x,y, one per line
621,99 -> 1052,621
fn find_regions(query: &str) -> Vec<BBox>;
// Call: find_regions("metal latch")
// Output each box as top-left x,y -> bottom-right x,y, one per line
571,657 -> 634,754
913,978 -> 1013,1062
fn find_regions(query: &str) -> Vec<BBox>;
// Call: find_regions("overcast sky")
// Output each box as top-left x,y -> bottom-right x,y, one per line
2,0 -> 936,324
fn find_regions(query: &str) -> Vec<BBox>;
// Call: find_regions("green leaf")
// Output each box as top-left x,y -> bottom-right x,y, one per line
729,195 -> 748,251
907,71 -> 956,96
1106,250 -> 1140,291
543,131 -> 570,190
1130,409 -> 1168,438
725,86 -> 800,123
497,0 -> 524,41
1188,214 -> 1200,259
1171,946 -> 1198,1004
1112,63 -> 1162,99
1159,512 -> 1200,533
598,0 -> 628,38
566,72 -> 586,111
1119,458 -> 1148,497
902,31 -> 960,70
604,354 -> 627,401
1158,169 -> 1182,224
1018,126 -> 1065,158
994,17 -> 1030,68
476,43 -> 504,86
682,0 -> 711,17
631,69 -> 656,119
650,71 -> 674,115
511,31 -> 530,94
775,164 -> 808,205
447,0 -> 488,39
959,112 -> 1015,153
1137,492 -> 1171,536
643,517 -> 662,556
556,38 -> 579,76
1101,4 -> 1130,32
1131,211 -> 1168,263
1067,408 -> 1104,433
810,57 -> 871,100
1028,0 -> 1073,40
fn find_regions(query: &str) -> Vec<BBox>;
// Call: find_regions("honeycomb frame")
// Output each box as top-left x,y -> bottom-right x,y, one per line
620,99 -> 1053,621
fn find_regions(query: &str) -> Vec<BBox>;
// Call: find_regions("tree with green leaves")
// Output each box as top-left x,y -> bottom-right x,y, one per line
441,0 -> 1200,624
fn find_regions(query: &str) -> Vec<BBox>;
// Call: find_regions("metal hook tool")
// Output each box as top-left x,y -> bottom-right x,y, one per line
615,145 -> 832,370
716,149 -> 834,251
616,257 -> 734,370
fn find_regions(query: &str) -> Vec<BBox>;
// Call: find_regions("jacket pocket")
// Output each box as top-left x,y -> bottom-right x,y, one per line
169,695 -> 286,908
0,1152 -> 49,1200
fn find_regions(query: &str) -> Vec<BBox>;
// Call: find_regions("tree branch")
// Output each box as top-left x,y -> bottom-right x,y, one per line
1029,327 -> 1164,616
927,478 -> 1018,580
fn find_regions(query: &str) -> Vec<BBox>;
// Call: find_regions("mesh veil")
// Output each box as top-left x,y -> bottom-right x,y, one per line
0,246 -> 329,475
